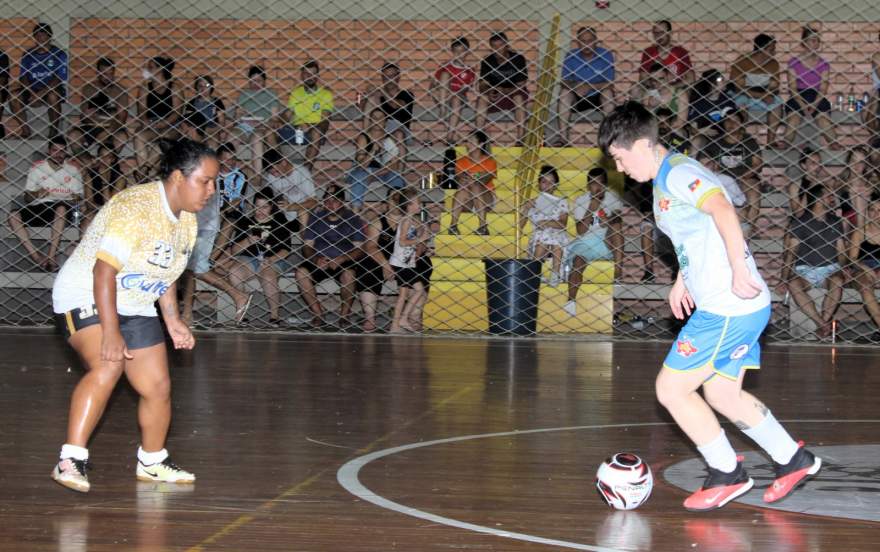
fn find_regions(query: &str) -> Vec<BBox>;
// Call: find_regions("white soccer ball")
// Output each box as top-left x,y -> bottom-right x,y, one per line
595,453 -> 653,510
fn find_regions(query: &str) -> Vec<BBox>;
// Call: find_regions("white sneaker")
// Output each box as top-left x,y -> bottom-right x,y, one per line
136,457 -> 195,484
563,300 -> 577,317
548,272 -> 561,287
52,458 -> 90,493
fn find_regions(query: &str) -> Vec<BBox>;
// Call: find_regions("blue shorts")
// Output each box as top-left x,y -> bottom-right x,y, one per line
663,305 -> 770,381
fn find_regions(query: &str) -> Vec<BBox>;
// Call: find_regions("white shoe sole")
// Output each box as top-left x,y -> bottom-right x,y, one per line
52,470 -> 89,493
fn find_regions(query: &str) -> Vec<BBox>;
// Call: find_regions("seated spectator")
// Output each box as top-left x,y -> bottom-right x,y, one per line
233,65 -> 283,175
838,146 -> 872,227
521,165 -> 569,287
78,56 -> 128,149
780,184 -> 845,338
7,136 -> 82,271
279,60 -> 333,170
703,109 -> 762,230
476,32 -> 529,143
346,108 -> 406,211
180,75 -> 227,147
429,37 -> 476,144
133,57 -> 180,178
564,167 -> 623,316
862,88 -> 880,148
358,195 -> 399,332
730,33 -> 784,146
786,148 -> 831,219
631,64 -> 688,131
639,20 -> 694,84
687,69 -> 735,144
214,142 -> 253,266
260,148 -> 316,232
657,106 -> 691,154
295,186 -> 365,328
849,191 -> 880,340
84,142 -> 124,216
694,152 -> 747,211
388,189 -> 429,333
362,63 -> 415,138
780,26 -> 837,149
449,129 -> 496,236
10,23 -> 67,139
557,26 -> 615,145
219,187 -> 292,327
180,174 -> 253,327
0,47 -> 8,137
873,31 -> 880,93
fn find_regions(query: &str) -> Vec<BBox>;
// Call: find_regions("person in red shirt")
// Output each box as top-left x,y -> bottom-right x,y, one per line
430,37 -> 476,144
640,20 -> 694,85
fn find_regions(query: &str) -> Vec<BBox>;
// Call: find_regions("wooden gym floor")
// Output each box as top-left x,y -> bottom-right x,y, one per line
1,329 -> 878,551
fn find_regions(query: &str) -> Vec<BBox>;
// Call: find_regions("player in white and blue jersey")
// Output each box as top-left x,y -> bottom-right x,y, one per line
598,101 -> 821,511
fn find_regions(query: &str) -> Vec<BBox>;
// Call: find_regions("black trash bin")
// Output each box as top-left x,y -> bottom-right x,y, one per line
483,258 -> 542,336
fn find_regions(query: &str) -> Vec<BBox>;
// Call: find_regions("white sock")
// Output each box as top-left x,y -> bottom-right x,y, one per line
137,447 -> 169,465
60,444 -> 89,461
742,411 -> 799,465
697,430 -> 738,473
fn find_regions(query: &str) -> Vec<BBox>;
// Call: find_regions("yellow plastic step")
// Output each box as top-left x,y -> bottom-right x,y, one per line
537,284 -> 613,334
424,281 -> 488,331
453,146 -> 607,171
434,234 -> 521,259
438,211 -> 584,236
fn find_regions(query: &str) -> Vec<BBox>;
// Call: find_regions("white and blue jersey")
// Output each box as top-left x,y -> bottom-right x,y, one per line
20,46 -> 68,89
655,153 -> 771,378
654,153 -> 770,317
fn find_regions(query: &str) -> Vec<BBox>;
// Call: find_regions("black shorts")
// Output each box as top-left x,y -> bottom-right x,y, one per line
393,266 -> 421,289
572,91 -> 602,112
14,201 -> 72,227
357,257 -> 386,295
298,260 -> 358,285
55,305 -> 166,350
785,88 -> 832,115
20,83 -> 67,105
414,256 -> 433,289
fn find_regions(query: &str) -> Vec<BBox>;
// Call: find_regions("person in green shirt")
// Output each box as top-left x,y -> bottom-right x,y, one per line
233,65 -> 282,175
279,60 -> 334,170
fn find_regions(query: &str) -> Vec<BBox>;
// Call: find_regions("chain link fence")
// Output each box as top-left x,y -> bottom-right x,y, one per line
0,1 -> 879,343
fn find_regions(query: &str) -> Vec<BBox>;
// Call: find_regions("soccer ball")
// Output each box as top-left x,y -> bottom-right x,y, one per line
595,453 -> 653,510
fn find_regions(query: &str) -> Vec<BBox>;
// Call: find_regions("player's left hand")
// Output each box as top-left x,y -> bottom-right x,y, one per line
167,318 -> 196,350
732,265 -> 763,299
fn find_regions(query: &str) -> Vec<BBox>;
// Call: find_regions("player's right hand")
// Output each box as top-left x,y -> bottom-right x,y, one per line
668,277 -> 694,320
101,329 -> 133,362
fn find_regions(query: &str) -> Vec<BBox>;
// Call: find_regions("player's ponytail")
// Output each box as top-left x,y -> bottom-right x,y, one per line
157,138 -> 217,181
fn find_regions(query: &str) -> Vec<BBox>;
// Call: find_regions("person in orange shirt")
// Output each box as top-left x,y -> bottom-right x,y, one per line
449,130 -> 496,235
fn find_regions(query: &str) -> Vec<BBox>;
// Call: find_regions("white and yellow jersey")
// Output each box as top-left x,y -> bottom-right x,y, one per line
53,182 -> 197,317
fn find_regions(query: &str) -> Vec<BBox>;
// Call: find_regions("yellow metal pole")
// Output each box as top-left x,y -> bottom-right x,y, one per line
514,13 -> 561,256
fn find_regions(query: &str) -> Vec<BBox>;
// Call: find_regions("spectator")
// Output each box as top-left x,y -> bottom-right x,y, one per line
631,64 -> 688,131
233,65 -> 283,176
214,143 -> 252,267
780,26 -> 837,149
639,20 -> 694,84
347,108 -> 406,211
387,188 -> 429,333
0,47 -> 8,137
657,106 -> 691,154
730,33 -> 784,147
703,109 -> 763,230
564,167 -> 623,316
521,165 -> 570,287
687,69 -> 735,143
78,57 -> 128,149
362,62 -> 415,138
180,75 -> 227,147
220,187 -> 292,327
476,32 -> 529,143
10,22 -> 68,139
295,186 -> 365,328
873,31 -> 880,93
839,146 -> 872,228
429,37 -> 476,144
557,26 -> 615,146
780,184 -> 845,338
7,136 -> 82,271
849,191 -> 880,340
695,152 -> 747,211
410,218 -> 437,332
280,60 -> 333,170
358,195 -> 399,332
84,142 -> 123,216
862,88 -> 879,147
180,174 -> 253,328
261,148 -> 316,232
133,56 -> 180,178
449,129 -> 496,235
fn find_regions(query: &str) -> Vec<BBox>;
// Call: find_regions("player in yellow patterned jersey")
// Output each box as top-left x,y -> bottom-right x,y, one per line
50,138 -> 219,493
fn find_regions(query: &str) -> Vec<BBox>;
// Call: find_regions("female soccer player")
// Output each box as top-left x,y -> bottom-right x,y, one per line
598,101 -> 821,511
50,138 -> 218,492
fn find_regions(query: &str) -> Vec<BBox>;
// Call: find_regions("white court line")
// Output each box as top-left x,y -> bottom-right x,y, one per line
337,420 -> 880,552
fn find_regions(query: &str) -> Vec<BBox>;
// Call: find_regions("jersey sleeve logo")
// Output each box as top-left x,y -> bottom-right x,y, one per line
658,198 -> 671,212
688,179 -> 701,193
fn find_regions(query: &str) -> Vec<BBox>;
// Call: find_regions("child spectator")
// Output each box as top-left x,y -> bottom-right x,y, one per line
430,37 -> 476,144
388,189 -> 428,333
521,165 -> 570,287
449,130 -> 496,235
